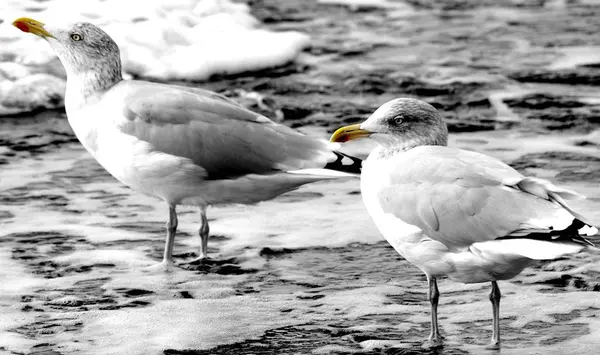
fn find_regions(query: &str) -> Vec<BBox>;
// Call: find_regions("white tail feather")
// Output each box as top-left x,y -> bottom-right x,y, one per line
516,177 -> 585,200
547,191 -> 597,227
580,224 -> 599,236
286,168 -> 358,178
328,142 -> 342,151
471,239 -> 586,260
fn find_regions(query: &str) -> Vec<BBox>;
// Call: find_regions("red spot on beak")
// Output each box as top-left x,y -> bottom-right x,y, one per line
14,21 -> 30,33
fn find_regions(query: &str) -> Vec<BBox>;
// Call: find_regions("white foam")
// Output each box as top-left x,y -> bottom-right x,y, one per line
360,339 -> 402,351
487,88 -> 532,122
53,249 -> 156,267
70,296 -> 309,354
208,179 -> 381,256
0,0 -> 309,114
548,46 -> 600,70
313,345 -> 362,354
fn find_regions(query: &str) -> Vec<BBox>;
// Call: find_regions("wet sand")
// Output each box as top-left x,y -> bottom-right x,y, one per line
1,123 -> 599,354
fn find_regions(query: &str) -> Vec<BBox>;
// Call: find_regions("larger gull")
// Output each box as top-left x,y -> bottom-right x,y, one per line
13,17 -> 361,269
330,98 -> 598,347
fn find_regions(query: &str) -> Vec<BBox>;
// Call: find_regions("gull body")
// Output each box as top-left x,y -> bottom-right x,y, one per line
331,98 -> 598,347
67,80 -> 342,207
13,18 -> 361,269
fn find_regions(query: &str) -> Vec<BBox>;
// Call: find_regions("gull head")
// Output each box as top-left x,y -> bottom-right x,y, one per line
330,98 -> 448,149
13,18 -> 122,88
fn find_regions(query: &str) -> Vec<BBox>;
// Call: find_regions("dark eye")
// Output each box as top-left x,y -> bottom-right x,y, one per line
70,33 -> 82,41
392,115 -> 403,124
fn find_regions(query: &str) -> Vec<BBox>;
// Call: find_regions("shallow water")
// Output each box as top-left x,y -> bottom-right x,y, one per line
1,0 -> 600,354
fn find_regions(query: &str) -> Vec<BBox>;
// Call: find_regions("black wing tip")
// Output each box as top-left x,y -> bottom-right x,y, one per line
570,219 -> 596,246
501,218 -> 596,247
324,151 -> 362,175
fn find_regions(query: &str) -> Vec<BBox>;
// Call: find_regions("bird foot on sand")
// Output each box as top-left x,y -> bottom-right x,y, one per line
422,336 -> 443,349
484,341 -> 500,350
144,260 -> 175,273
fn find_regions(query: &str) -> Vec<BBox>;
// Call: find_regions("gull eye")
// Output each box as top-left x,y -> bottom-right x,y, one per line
392,115 -> 403,124
70,33 -> 82,41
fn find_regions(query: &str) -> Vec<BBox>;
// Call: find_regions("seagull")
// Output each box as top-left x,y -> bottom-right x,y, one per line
330,98 -> 598,347
12,17 -> 362,269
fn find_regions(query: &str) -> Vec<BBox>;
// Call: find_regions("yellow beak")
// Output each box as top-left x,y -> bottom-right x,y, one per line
330,124 -> 372,143
12,17 -> 54,38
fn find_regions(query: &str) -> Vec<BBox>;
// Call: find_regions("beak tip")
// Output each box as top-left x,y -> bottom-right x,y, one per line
329,136 -> 347,143
330,124 -> 369,143
13,20 -> 30,33
11,17 -> 52,38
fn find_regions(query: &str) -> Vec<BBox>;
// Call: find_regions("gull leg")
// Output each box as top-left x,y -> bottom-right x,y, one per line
146,204 -> 177,272
489,281 -> 501,348
198,206 -> 210,259
180,206 -> 212,265
426,275 -> 443,346
163,204 -> 178,266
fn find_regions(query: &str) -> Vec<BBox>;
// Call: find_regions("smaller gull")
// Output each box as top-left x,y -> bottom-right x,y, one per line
13,17 -> 362,270
330,97 -> 598,347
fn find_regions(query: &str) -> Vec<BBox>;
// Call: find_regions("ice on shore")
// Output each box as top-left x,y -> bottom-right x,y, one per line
0,0 -> 310,115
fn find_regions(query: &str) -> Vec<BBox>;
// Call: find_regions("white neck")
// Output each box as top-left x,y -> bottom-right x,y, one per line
65,70 -> 121,109
69,69 -> 121,94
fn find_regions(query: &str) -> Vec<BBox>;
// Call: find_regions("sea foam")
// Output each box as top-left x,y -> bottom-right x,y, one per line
0,0 -> 310,115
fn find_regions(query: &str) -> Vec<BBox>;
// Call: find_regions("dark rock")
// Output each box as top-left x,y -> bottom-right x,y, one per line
259,247 -> 297,258
29,343 -> 64,355
511,151 -> 600,182
119,288 -> 154,297
280,105 -> 313,121
296,294 -> 325,300
444,118 -> 498,132
248,0 -> 322,23
509,69 -> 600,86
208,62 -> 311,82
179,257 -> 257,275
504,93 -> 588,110
179,291 -> 194,299
574,140 -> 599,147
503,93 -> 600,131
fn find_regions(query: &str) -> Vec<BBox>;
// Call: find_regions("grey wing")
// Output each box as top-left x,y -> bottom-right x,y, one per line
115,81 -> 335,178
163,83 -> 248,109
378,146 -> 593,249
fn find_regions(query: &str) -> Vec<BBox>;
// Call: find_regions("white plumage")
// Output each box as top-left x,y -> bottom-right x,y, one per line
331,97 -> 597,348
13,17 -> 362,269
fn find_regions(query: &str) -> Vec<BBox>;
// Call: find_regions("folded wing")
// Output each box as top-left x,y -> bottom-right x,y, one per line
114,81 -> 338,179
378,146 -> 596,253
